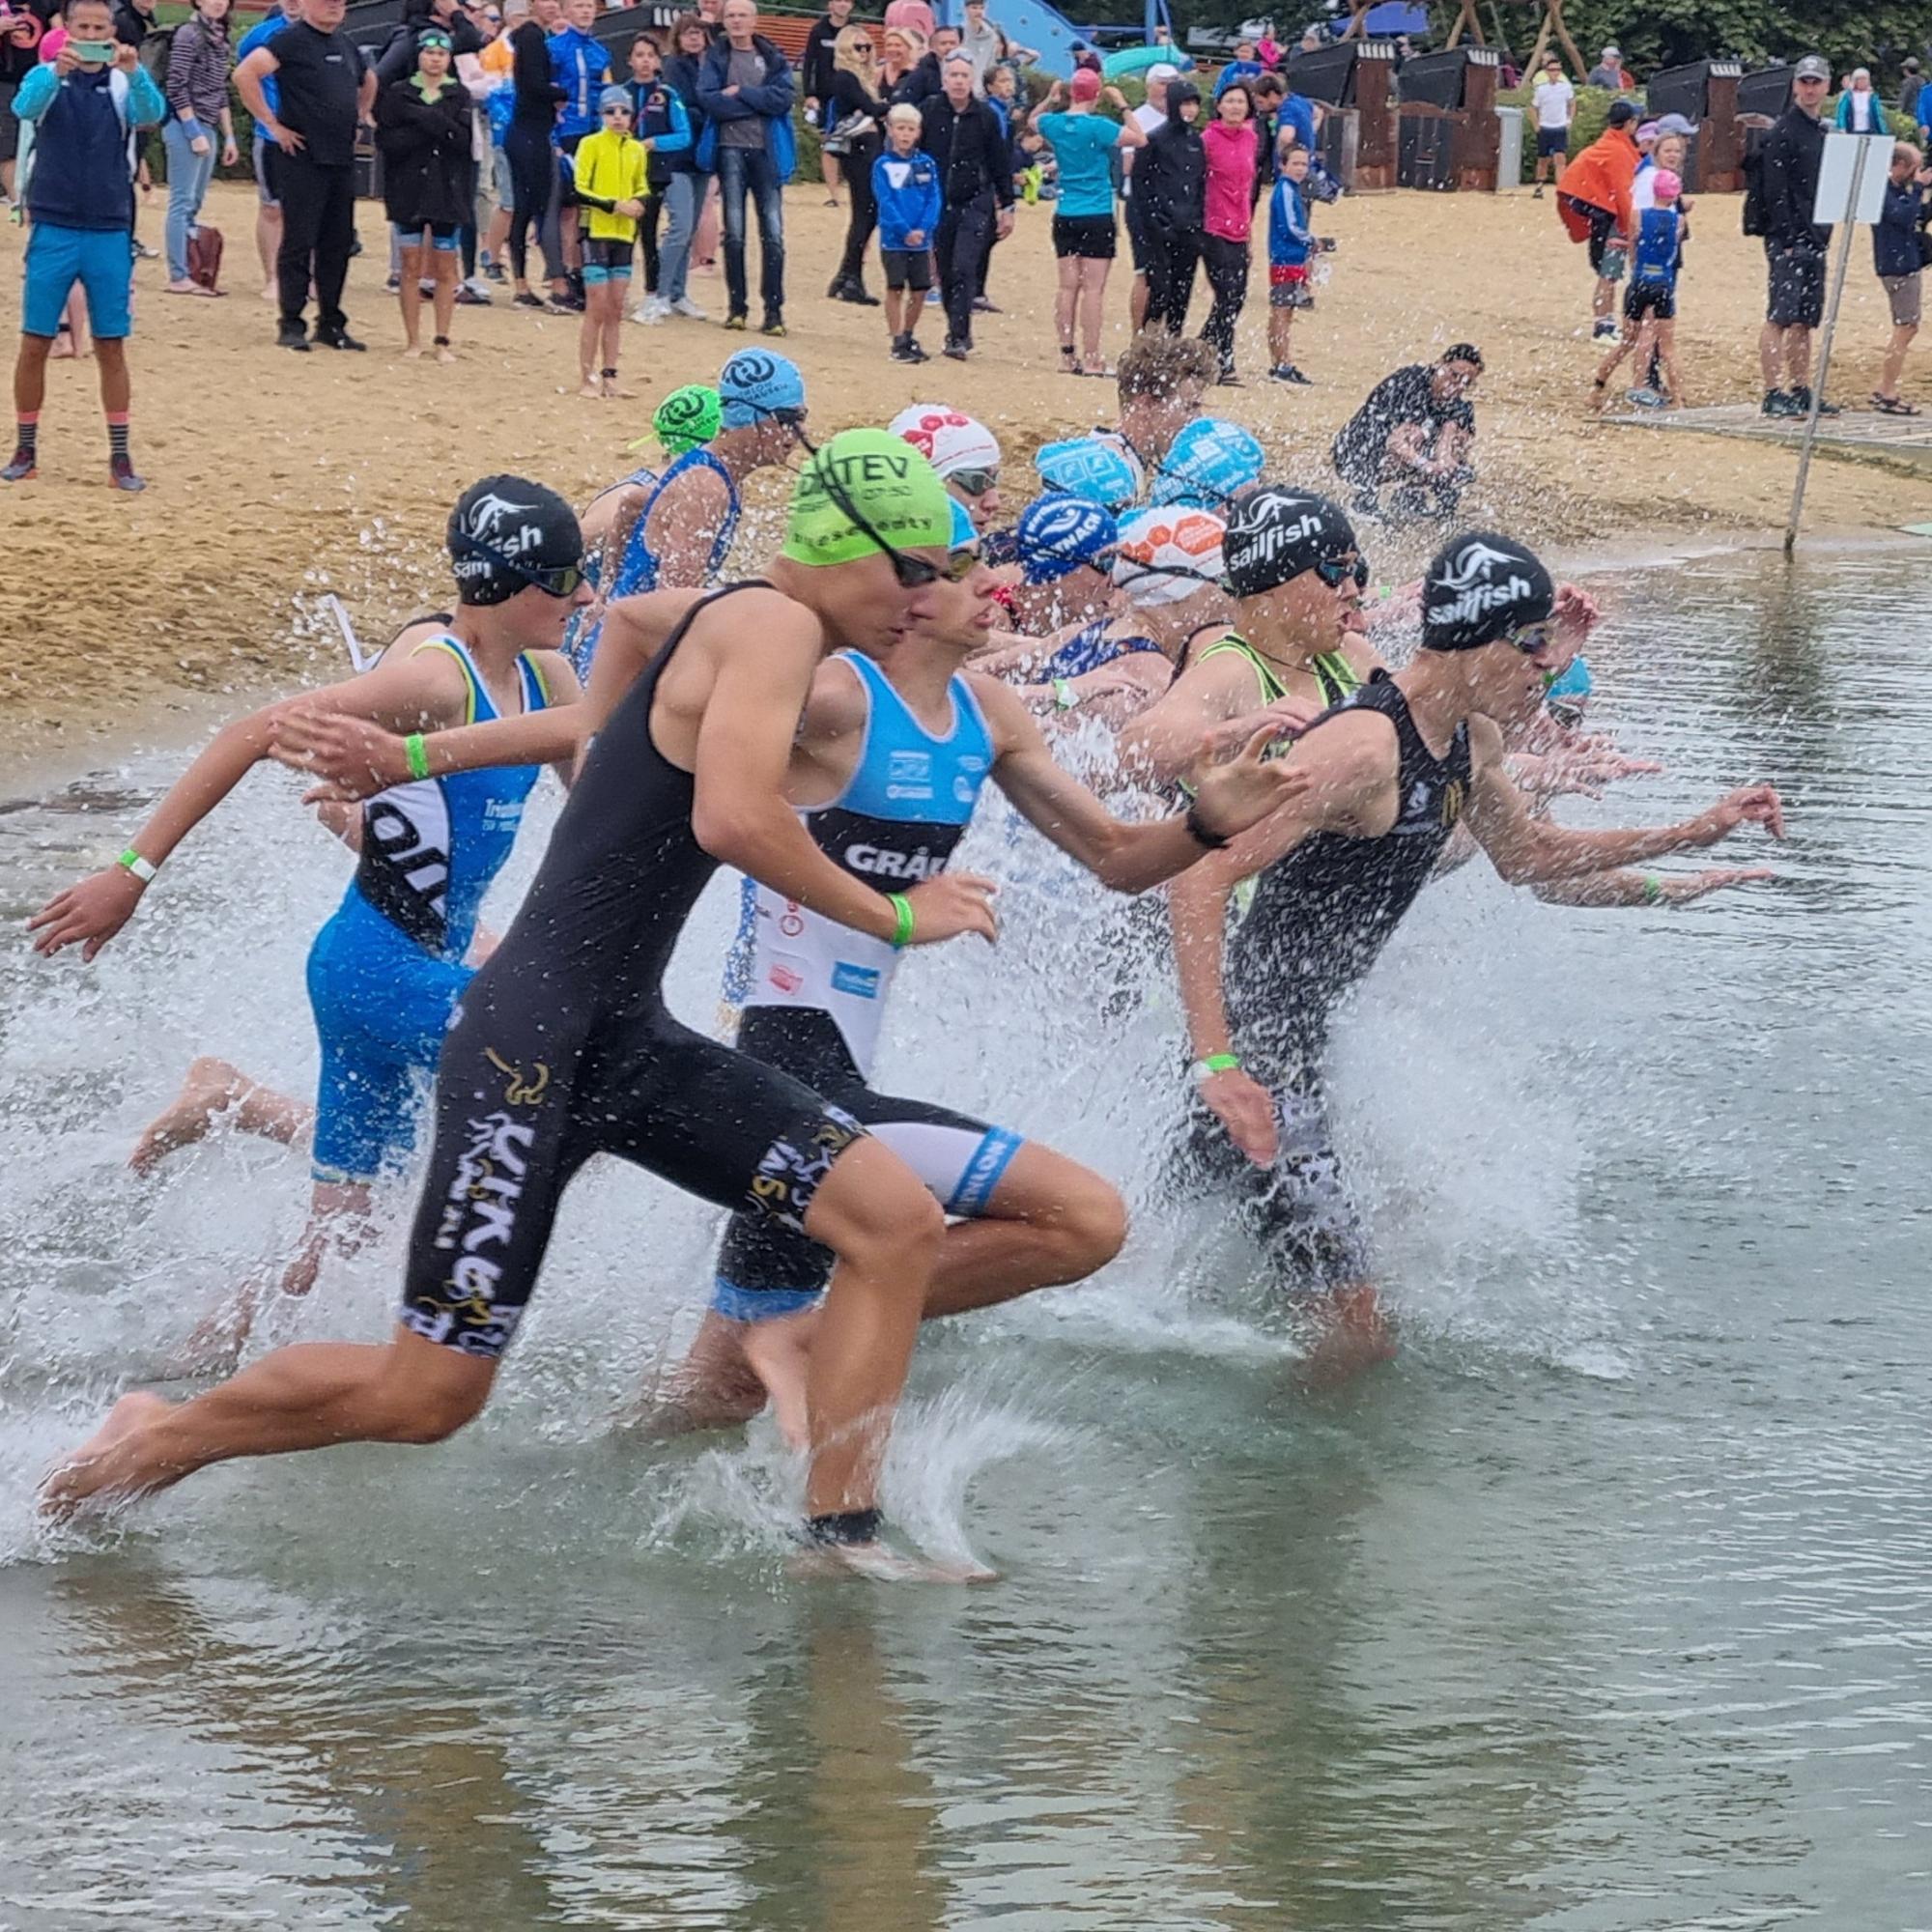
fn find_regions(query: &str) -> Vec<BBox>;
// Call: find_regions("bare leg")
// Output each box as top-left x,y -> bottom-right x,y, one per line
398,242 -> 425,354
1294,1281 -> 1396,1388
431,248 -> 457,355
1079,260 -> 1110,370
130,1056 -> 312,1176
1053,254 -> 1078,359
740,1309 -> 816,1447
1591,273 -> 1614,323
1759,320 -> 1784,389
1782,322 -> 1813,391
42,1324 -> 497,1513
1879,320 -> 1918,398
795,1136 -> 944,1520
578,284 -> 603,395
257,201 -> 282,300
1653,320 -> 1685,409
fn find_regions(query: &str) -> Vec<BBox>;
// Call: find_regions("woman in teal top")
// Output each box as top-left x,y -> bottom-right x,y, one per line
1033,69 -> 1148,376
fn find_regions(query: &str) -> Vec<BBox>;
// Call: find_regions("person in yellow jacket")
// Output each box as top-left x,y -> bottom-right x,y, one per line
574,84 -> 650,399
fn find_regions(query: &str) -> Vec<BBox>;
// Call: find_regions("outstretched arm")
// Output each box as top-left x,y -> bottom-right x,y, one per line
29,649 -> 474,958
1464,717 -> 1785,884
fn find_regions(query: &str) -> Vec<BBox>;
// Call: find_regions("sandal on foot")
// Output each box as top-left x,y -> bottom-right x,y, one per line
1871,392 -> 1920,416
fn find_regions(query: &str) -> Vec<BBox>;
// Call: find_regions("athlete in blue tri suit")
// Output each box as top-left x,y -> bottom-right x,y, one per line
569,351 -> 810,672
642,497 -> 1309,1445
30,476 -> 587,1342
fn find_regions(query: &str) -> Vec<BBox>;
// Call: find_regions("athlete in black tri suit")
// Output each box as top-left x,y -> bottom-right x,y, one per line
1166,516 -> 1787,1382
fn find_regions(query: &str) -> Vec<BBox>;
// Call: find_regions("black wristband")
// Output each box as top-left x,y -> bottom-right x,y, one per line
1184,802 -> 1231,850
805,1507 -> 883,1548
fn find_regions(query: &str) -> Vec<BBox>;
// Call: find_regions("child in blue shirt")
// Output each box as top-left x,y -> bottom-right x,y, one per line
1592,169 -> 1686,410
873,102 -> 940,362
1265,135 -> 1314,385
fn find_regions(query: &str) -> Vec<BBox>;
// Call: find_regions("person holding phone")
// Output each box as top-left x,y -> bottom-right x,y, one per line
2,0 -> 164,491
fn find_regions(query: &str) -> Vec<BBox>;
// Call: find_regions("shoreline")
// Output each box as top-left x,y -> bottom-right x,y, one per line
6,180 -> 1930,764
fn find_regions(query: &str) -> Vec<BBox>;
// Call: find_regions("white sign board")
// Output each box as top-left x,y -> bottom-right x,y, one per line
1814,131 -> 1890,225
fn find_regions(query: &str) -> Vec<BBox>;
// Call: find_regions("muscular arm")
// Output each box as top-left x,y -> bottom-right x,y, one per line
641,468 -> 731,591
1118,654 -> 1314,781
1464,718 -> 1784,882
234,46 -> 279,129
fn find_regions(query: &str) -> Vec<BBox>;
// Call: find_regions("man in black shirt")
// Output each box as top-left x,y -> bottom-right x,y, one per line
1757,53 -> 1834,418
237,0 -> 376,351
1331,345 -> 1482,523
0,0 -> 51,203
920,49 -> 1012,360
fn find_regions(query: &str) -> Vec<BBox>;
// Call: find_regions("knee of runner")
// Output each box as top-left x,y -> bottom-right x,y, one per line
1049,1173 -> 1128,1276
819,1164 -> 947,1268
374,1376 -> 491,1445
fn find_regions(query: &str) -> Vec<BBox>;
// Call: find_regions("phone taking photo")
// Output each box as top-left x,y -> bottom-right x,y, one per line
69,40 -> 119,62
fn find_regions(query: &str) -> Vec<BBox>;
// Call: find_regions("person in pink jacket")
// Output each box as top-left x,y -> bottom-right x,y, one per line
1199,79 -> 1258,384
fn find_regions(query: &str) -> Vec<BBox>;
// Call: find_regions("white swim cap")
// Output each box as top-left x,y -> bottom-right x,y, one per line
1112,507 -> 1225,609
889,404 -> 1002,481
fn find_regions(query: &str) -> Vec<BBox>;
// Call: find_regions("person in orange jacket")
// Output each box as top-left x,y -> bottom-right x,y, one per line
1556,99 -> 1641,339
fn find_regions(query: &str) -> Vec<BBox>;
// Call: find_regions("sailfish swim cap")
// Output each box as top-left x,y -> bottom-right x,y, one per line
447,475 -> 582,606
652,383 -> 722,455
1420,532 -> 1554,651
781,428 -> 954,568
1220,485 -> 1358,598
719,350 -> 807,429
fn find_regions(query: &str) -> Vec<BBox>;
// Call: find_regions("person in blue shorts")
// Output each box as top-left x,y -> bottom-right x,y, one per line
3,2 -> 163,492
29,476 -> 587,1347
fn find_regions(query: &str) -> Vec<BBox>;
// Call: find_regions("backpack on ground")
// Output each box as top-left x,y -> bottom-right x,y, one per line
187,223 -> 223,292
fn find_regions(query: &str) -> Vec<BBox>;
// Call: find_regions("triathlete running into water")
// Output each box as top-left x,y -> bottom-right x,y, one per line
28,478 -> 585,1334
1166,511 -> 1787,1381
644,497 -> 1304,1443
43,433 -> 1294,1578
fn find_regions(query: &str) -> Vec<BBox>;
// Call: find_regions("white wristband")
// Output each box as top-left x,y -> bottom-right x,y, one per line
118,847 -> 157,884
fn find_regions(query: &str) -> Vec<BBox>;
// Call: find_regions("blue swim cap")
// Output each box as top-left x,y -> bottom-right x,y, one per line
1547,655 -> 1592,700
1035,433 -> 1145,510
1014,493 -> 1119,583
719,351 -> 807,430
948,497 -> 978,552
1150,417 -> 1266,510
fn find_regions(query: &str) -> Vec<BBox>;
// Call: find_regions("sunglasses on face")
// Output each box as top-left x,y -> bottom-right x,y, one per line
947,468 -> 1000,497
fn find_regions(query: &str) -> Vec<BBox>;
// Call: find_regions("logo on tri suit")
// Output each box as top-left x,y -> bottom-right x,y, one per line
748,1105 -> 867,1233
409,1046 -> 550,1355
886,750 -> 933,802
1439,778 -> 1466,828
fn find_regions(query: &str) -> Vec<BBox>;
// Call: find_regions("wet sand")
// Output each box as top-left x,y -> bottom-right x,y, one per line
3,177 -> 1925,751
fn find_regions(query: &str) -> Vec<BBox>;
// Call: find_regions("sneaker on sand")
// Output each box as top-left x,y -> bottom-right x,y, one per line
634,296 -> 670,324
670,295 -> 708,319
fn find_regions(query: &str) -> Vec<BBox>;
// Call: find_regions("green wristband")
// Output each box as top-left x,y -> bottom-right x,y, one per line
405,732 -> 431,781
1189,1053 -> 1240,1084
1052,677 -> 1077,711
888,892 -> 915,949
1641,872 -> 1664,904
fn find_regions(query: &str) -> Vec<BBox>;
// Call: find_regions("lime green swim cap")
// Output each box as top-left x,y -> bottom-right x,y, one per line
653,383 -> 721,456
782,428 -> 954,568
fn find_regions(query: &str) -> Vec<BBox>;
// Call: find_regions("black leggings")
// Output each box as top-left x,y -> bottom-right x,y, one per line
1199,232 -> 1249,371
639,185 -> 663,291
1144,224 -> 1198,334
504,119 -> 562,285
835,134 -> 880,286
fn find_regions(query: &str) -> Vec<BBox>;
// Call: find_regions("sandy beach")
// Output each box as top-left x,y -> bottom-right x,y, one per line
3,177 -> 1926,750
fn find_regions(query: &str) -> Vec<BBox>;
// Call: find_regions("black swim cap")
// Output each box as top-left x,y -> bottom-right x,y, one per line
1419,531 -> 1555,651
447,475 -> 582,607
1220,484 -> 1358,598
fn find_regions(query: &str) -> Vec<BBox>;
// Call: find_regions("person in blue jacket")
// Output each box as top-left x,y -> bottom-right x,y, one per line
1264,133 -> 1314,386
547,0 -> 609,152
1871,139 -> 1932,413
873,101 -> 940,362
3,0 -> 165,492
624,32 -> 692,319
696,0 -> 795,334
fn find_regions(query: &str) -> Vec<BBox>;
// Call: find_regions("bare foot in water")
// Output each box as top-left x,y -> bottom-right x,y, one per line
40,1390 -> 175,1515
1293,1286 -> 1398,1391
616,1315 -> 769,1439
789,1539 -> 999,1585
129,1057 -> 250,1176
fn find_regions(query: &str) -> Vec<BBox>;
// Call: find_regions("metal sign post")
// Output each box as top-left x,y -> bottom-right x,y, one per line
1785,132 -> 1890,554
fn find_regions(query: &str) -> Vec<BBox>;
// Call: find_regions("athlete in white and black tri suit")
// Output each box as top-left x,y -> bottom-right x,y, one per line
44,435 -> 1302,1579
652,502 -> 1310,1444
1169,508 -> 1788,1383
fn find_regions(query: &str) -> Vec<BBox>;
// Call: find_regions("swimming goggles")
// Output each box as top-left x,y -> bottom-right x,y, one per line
1311,554 -> 1369,590
1506,620 -> 1556,655
945,468 -> 1000,498
455,532 -> 586,599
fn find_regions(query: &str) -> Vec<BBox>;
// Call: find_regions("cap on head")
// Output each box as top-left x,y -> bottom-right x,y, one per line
599,82 -> 632,111
652,382 -> 722,455
1150,415 -> 1265,510
1793,53 -> 1831,82
1601,43 -> 1619,58
1068,67 -> 1101,101
781,428 -> 953,568
718,349 -> 806,429
1652,168 -> 1682,201
947,497 -> 979,553
888,403 -> 1001,480
1145,60 -> 1179,83
417,25 -> 454,47
1220,485 -> 1357,598
1654,110 -> 1696,136
1034,431 -> 1143,510
1014,493 -> 1119,583
1605,99 -> 1639,128
1419,532 -> 1554,652
447,474 -> 582,606
1635,119 -> 1660,145
1113,508 -> 1225,609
